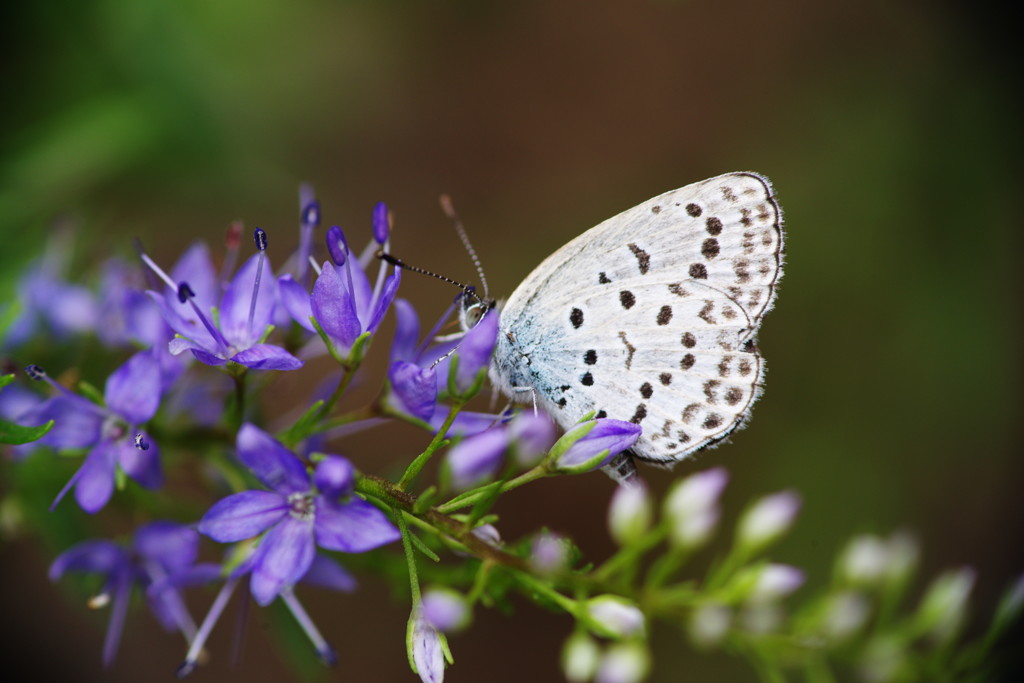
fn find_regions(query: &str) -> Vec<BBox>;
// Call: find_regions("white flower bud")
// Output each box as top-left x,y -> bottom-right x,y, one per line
736,491 -> 800,553
608,482 -> 652,546
821,590 -> 871,642
586,596 -> 646,639
917,567 -> 975,643
749,564 -> 805,602
562,632 -> 600,682
595,642 -> 650,683
688,603 -> 731,649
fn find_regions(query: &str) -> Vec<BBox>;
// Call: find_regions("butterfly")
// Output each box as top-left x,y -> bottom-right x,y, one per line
487,172 -> 784,478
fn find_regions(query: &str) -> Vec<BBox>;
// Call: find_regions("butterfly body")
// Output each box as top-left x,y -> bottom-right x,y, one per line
490,172 -> 783,465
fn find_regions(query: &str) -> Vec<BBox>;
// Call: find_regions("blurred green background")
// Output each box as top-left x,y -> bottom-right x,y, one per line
1,1 -> 1020,681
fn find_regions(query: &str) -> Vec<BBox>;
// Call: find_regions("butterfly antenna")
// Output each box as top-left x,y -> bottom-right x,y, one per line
375,251 -> 484,305
440,194 -> 489,300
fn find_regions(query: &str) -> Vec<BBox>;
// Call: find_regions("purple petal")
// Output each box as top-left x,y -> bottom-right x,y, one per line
104,351 -> 162,424
315,498 -> 400,552
301,554 -> 357,593
313,455 -> 355,498
364,270 -> 401,335
220,253 -> 276,347
311,263 -> 361,347
422,589 -> 469,632
558,419 -> 642,470
49,540 -> 126,580
388,361 -> 438,422
31,394 -> 104,449
508,412 -> 556,466
169,243 -> 217,314
453,309 -> 498,393
236,423 -> 311,494
231,344 -> 303,370
390,299 -> 420,364
134,521 -> 198,570
249,516 -> 316,605
116,435 -> 162,489
189,346 -> 228,366
277,274 -> 316,332
147,291 -> 218,350
74,443 -> 118,513
198,490 -> 287,542
411,606 -> 445,683
446,427 -> 509,491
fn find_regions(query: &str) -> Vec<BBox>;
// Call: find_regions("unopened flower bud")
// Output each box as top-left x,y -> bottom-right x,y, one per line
917,567 -> 975,643
595,642 -> 650,683
562,632 -> 600,682
608,482 -> 652,546
688,603 -> 731,649
736,491 -> 800,554
531,531 -> 569,575
422,588 -> 470,633
586,596 -> 645,639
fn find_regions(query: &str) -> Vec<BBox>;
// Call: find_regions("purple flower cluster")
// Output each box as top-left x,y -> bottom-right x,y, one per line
2,185 -> 648,681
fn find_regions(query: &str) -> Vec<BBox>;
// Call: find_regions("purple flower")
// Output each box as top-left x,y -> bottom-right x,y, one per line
144,237 -> 302,371
198,424 -> 399,605
278,221 -> 400,359
446,427 -> 511,491
28,352 -> 164,513
444,412 -> 556,491
451,307 -> 498,394
421,588 -> 470,633
554,418 -> 642,473
2,226 -> 99,349
49,522 -> 200,666
386,361 -> 438,423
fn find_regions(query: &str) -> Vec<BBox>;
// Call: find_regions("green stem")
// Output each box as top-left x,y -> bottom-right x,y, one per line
436,464 -> 549,514
396,511 -> 421,604
591,523 -> 668,584
397,402 -> 463,490
315,366 -> 356,423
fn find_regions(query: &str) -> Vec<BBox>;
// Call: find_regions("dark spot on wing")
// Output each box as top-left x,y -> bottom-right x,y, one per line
689,263 -> 708,279
657,305 -> 673,326
659,372 -> 672,385
725,387 -> 744,406
581,372 -> 594,386
681,332 -> 697,348
620,290 -> 636,309
570,307 -> 584,328
685,203 -> 702,217
706,217 -> 723,235
702,413 -> 723,430
640,382 -> 653,399
681,353 -> 696,370
701,238 -> 720,260
627,243 -> 650,275
599,272 -> 611,284
630,404 -> 648,424
583,349 -> 597,365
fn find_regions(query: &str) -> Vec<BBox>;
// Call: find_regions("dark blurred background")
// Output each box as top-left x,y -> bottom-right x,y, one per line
1,1 -> 1020,681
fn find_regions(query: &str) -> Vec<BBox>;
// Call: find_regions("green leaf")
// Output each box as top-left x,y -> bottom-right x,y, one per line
0,417 -> 54,445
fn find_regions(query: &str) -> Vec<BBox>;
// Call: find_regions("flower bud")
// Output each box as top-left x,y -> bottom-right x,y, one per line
595,642 -> 650,683
586,596 -> 645,639
916,567 -> 975,643
688,603 -> 731,649
735,491 -> 800,554
421,588 -> 470,633
508,412 -> 556,467
562,632 -> 600,682
387,361 -> 438,423
530,531 -> 569,575
747,563 -> 806,602
821,590 -> 870,642
313,455 -> 355,498
445,427 -> 509,491
553,419 -> 641,473
664,468 -> 727,548
608,482 -> 652,546
451,310 -> 498,395
407,604 -> 448,683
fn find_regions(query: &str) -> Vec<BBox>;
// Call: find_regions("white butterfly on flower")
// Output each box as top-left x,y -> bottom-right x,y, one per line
485,172 -> 784,480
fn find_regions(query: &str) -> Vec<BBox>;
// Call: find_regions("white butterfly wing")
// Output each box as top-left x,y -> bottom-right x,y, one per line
491,172 -> 783,463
